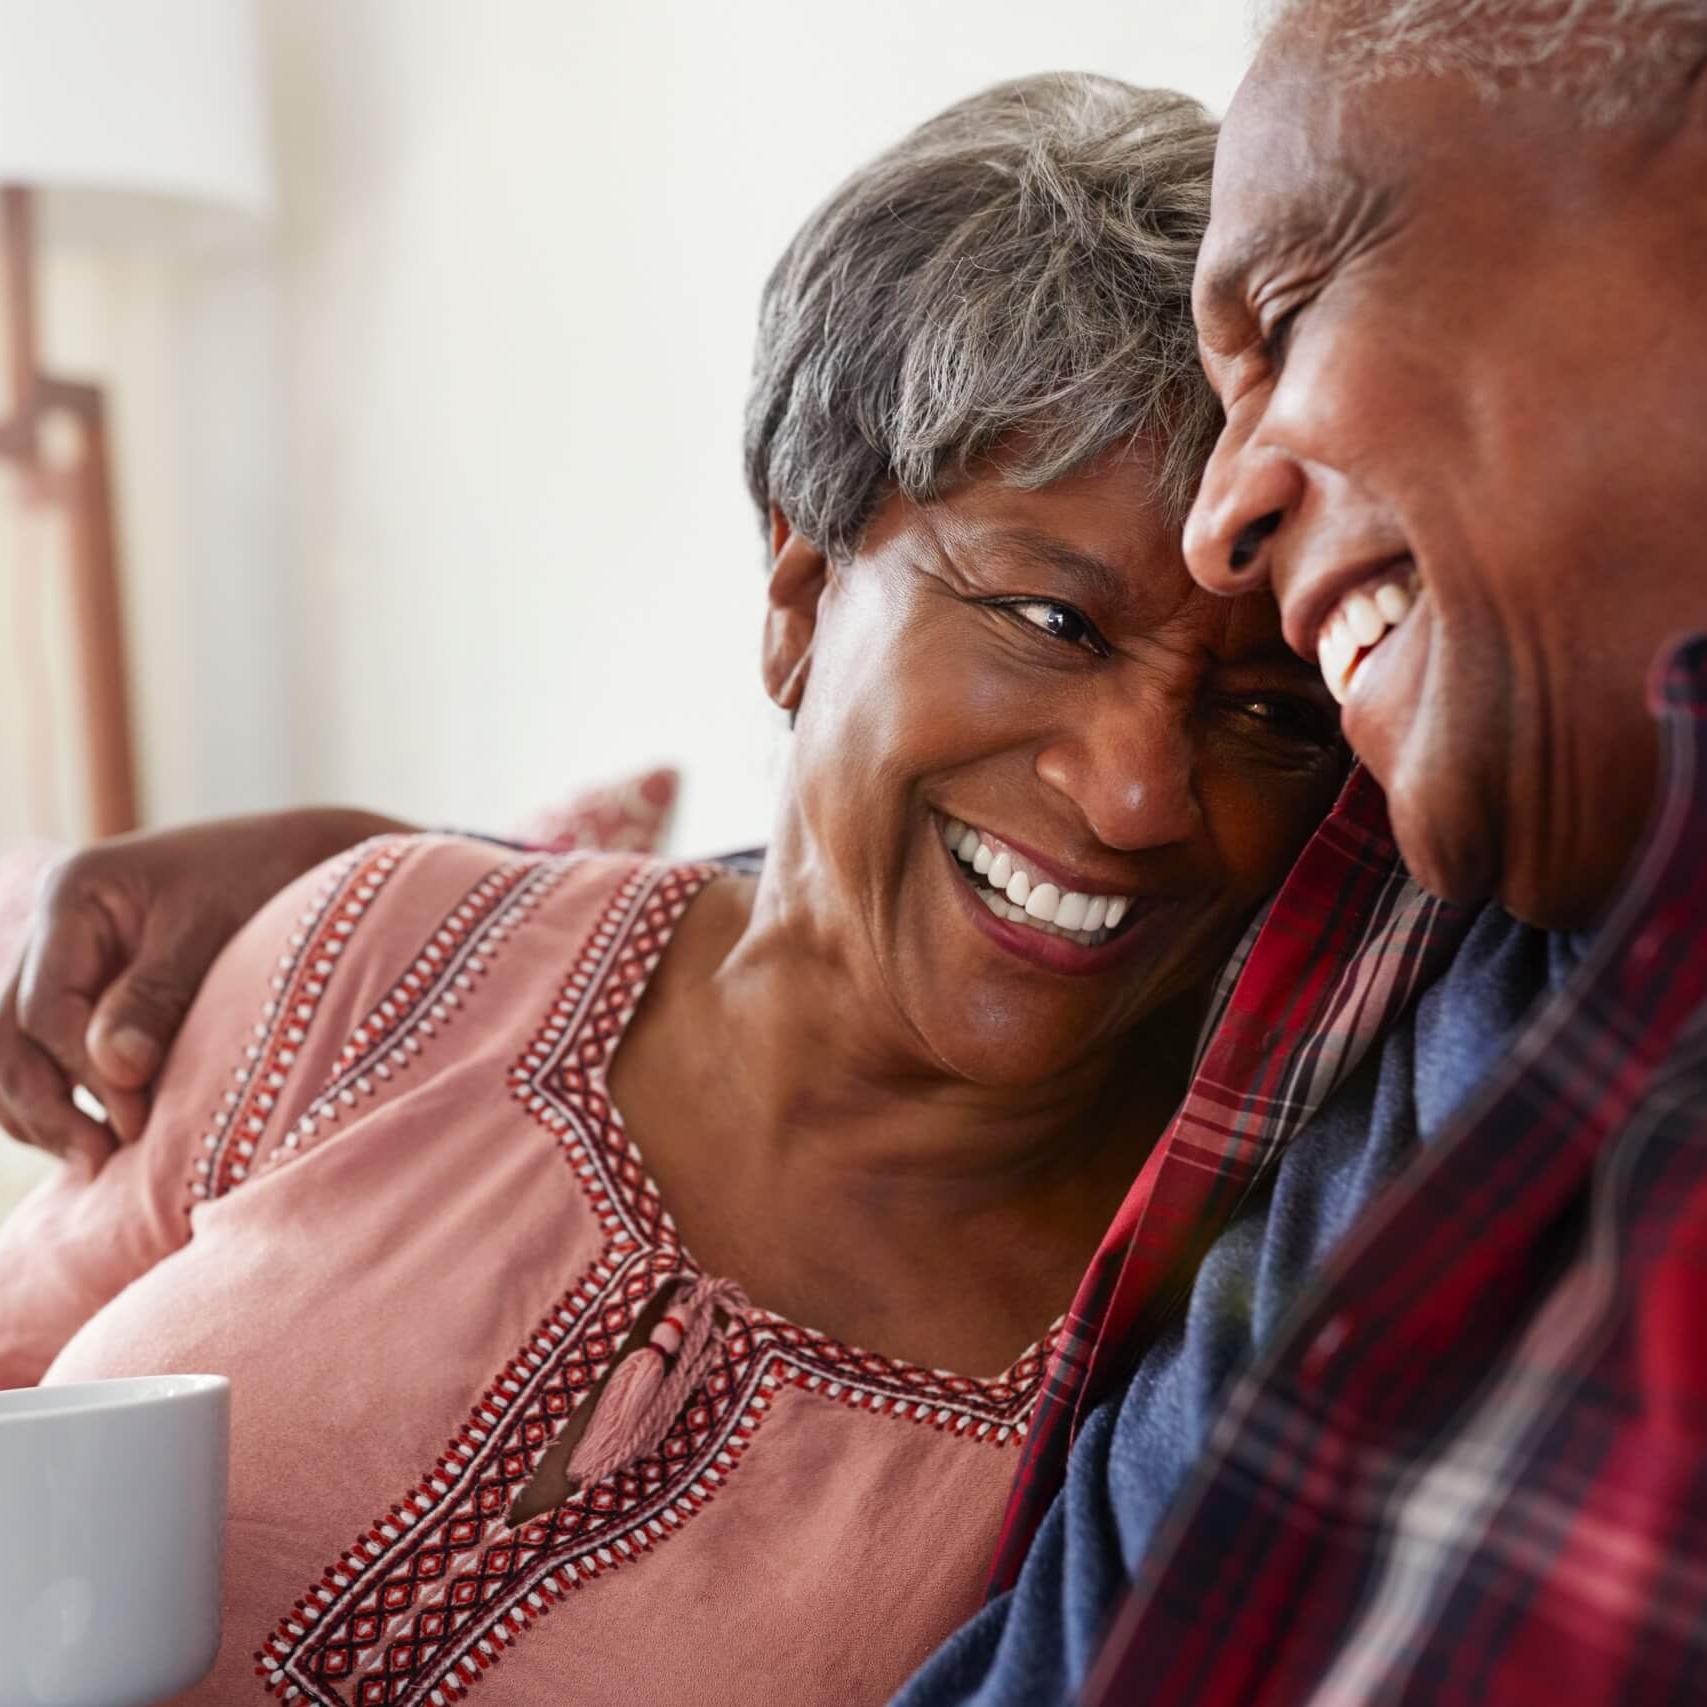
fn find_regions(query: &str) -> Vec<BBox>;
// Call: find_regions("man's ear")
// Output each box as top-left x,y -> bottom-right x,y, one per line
762,505 -> 829,715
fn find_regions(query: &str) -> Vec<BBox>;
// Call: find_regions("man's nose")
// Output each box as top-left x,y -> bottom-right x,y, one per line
1184,433 -> 1302,596
1036,692 -> 1202,855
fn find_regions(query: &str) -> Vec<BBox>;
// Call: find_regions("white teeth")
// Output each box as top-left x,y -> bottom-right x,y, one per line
1344,589 -> 1384,649
1025,882 -> 1060,922
1374,580 -> 1413,625
1317,619 -> 1356,707
942,817 -> 1137,946
1316,568 -> 1421,704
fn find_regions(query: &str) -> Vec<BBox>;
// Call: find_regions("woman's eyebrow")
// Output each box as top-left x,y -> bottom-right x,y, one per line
980,529 -> 1130,606
1215,643 -> 1330,689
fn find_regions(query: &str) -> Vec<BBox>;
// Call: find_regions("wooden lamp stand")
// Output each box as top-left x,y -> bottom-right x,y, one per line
0,185 -> 138,838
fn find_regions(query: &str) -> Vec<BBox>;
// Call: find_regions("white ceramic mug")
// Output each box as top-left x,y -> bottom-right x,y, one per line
0,1374 -> 229,1707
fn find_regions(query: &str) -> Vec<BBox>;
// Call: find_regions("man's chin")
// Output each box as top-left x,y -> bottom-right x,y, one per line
1385,780 -> 1503,910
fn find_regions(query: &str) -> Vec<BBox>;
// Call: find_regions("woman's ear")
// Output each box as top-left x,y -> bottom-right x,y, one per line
762,506 -> 829,715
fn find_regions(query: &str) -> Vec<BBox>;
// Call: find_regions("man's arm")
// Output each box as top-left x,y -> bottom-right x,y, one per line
0,837 -> 437,1387
0,809 -> 409,1167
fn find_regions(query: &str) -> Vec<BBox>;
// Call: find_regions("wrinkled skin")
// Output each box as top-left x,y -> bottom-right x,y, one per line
1184,36 -> 1707,928
740,452 -> 1345,1095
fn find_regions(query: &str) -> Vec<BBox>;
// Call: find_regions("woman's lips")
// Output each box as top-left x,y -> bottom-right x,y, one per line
936,823 -> 1170,976
936,816 -> 1137,937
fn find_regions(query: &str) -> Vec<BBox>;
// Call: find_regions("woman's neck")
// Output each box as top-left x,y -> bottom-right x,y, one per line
606,852 -> 1210,1372
664,861 -> 1199,1197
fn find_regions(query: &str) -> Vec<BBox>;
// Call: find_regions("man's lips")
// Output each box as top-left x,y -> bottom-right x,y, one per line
1316,565 -> 1422,706
1282,552 -> 1417,662
1339,577 -> 1431,758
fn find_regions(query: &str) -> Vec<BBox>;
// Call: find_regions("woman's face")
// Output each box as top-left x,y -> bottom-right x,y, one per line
768,448 -> 1347,1088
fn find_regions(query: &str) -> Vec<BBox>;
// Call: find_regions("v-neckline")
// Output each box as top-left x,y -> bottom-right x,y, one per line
560,857 -> 1064,1395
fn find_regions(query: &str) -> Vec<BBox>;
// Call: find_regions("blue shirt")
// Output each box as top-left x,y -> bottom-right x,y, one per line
895,905 -> 1581,1707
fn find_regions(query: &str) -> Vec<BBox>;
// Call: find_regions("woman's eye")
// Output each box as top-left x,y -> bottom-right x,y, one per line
1229,695 -> 1340,747
999,600 -> 1106,655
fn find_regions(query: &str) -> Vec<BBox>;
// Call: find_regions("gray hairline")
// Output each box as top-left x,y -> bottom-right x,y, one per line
1257,0 -> 1707,126
742,73 -> 1222,562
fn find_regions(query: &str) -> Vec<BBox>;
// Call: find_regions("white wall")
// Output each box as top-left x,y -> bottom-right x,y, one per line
256,0 -> 1258,855
6,0 -> 1260,856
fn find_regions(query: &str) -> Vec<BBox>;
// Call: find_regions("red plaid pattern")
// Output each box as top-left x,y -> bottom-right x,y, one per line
988,763 -> 1476,1593
1082,635 -> 1707,1704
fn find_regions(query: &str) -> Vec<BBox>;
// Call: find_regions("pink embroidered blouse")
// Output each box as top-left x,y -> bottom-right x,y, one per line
0,839 -> 1054,1706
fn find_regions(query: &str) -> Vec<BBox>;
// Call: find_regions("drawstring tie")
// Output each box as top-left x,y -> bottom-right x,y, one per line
565,1274 -> 749,1490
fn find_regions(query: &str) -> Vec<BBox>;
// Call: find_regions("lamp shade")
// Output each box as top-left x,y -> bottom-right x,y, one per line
0,0 -> 272,247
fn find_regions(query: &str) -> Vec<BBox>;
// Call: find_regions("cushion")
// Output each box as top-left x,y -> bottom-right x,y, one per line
511,765 -> 678,855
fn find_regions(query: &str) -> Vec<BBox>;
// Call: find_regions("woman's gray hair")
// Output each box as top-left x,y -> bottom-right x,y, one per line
1264,0 -> 1707,126
743,74 -> 1220,559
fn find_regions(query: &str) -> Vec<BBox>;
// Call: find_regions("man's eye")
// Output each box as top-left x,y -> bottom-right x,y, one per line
1260,303 -> 1303,368
995,600 -> 1107,656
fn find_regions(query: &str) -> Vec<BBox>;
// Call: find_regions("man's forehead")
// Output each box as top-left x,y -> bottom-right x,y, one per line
1198,48 -> 1440,321
1198,55 -> 1354,307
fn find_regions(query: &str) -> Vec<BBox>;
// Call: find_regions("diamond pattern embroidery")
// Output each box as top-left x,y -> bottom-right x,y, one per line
189,840 -> 412,1214
258,859 -> 1054,1704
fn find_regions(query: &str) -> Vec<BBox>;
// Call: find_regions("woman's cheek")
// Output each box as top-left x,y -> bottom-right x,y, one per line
1200,761 -> 1338,912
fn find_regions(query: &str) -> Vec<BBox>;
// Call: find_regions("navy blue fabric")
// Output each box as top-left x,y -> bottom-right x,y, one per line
893,905 -> 1583,1707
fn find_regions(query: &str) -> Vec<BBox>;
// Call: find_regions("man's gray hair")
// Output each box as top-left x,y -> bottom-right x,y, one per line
1264,0 -> 1707,126
743,74 -> 1219,559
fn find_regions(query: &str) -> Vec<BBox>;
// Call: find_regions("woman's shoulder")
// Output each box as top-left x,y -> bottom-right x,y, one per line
176,838 -> 678,1195
243,834 -> 687,1030
308,832 -> 658,945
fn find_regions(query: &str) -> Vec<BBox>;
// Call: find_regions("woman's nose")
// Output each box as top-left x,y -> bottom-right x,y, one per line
1036,700 -> 1202,855
1184,433 -> 1302,596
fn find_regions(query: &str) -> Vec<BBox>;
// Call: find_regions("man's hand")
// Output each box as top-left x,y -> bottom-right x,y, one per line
0,809 -> 410,1170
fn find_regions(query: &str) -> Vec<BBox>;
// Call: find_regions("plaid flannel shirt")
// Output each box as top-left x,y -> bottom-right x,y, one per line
988,761 -> 1476,1593
1080,634 -> 1707,1704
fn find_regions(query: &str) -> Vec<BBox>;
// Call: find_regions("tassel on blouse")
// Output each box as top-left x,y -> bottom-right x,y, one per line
565,1274 -> 750,1490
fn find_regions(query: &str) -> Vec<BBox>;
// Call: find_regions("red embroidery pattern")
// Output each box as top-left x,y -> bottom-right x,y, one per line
189,840 -> 413,1213
257,860 -> 1055,1704
258,853 -> 563,1176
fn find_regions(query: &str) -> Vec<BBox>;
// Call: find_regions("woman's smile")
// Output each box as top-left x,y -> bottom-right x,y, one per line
935,812 -> 1147,965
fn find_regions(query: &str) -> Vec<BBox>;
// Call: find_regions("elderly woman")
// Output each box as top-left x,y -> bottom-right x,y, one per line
0,75 -> 1340,1706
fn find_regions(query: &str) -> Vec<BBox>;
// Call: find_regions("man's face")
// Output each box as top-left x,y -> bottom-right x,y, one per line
1184,40 -> 1707,927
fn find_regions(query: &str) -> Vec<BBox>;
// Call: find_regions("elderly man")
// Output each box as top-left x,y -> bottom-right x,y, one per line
899,3 -> 1707,1704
